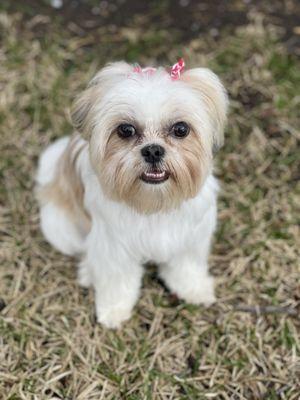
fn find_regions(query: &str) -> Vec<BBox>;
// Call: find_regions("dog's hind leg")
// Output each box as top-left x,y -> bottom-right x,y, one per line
36,135 -> 90,256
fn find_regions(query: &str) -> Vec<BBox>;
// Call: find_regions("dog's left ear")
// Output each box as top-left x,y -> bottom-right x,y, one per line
181,68 -> 228,152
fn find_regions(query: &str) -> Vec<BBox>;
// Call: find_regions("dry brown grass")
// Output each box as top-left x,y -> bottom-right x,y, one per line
0,10 -> 299,400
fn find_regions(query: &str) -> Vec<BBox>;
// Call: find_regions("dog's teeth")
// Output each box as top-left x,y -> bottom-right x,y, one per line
145,171 -> 165,178
141,170 -> 169,183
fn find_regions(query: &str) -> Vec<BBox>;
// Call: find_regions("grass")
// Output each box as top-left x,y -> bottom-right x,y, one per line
0,9 -> 299,400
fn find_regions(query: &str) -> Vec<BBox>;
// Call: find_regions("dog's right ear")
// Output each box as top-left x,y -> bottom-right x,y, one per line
71,62 -> 133,137
181,68 -> 228,152
71,85 -> 95,137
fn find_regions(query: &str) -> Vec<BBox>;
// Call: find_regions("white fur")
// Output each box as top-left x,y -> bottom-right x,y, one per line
36,62 -> 227,328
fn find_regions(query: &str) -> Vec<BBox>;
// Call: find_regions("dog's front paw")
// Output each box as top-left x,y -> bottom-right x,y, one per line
174,275 -> 216,307
96,305 -> 132,329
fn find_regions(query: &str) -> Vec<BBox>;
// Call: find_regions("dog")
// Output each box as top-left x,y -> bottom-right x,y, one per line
36,60 -> 228,328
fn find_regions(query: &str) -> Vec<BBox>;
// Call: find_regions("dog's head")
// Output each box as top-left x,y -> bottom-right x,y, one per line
71,61 -> 228,214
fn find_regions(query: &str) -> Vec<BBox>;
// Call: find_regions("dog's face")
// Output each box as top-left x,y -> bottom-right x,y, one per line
72,62 -> 228,214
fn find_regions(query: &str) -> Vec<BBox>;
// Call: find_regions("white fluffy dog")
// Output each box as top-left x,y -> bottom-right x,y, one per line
36,60 -> 228,328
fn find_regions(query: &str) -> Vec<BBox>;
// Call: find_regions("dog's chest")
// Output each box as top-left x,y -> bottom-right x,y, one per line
133,215 -> 192,262
103,200 -> 208,263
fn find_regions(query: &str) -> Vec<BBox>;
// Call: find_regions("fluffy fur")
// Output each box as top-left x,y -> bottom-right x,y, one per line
36,62 -> 228,328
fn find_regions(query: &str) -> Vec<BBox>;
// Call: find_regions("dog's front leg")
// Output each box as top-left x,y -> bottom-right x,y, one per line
94,257 -> 143,329
159,250 -> 216,307
159,207 -> 217,306
80,239 -> 143,328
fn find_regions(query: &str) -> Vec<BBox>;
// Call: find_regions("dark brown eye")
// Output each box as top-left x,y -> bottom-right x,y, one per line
117,124 -> 136,138
171,121 -> 190,138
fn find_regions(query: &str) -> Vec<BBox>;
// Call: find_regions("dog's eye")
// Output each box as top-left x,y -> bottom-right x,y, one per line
117,124 -> 136,138
171,122 -> 190,138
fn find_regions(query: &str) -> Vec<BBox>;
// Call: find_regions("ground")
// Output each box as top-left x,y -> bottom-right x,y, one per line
0,1 -> 299,399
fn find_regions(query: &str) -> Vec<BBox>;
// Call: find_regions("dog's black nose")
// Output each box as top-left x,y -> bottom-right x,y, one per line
141,144 -> 165,164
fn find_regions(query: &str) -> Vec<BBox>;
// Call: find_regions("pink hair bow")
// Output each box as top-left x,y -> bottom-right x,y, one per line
132,59 -> 185,80
170,58 -> 185,80
132,65 -> 156,75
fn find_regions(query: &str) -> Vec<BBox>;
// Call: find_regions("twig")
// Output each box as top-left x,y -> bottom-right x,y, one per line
233,305 -> 298,316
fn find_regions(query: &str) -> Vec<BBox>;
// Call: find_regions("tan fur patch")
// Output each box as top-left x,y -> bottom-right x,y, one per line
37,134 -> 91,235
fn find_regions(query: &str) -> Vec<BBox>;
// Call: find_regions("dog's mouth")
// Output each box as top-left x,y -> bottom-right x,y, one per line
140,168 -> 170,184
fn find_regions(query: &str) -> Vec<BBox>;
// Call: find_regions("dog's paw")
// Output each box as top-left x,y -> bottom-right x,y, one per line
175,275 -> 216,307
96,305 -> 132,329
77,262 -> 92,288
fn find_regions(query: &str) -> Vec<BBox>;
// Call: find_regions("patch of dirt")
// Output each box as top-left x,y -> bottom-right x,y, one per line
3,0 -> 300,55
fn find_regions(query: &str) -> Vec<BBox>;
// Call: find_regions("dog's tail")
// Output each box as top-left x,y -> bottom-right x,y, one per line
36,136 -> 71,186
